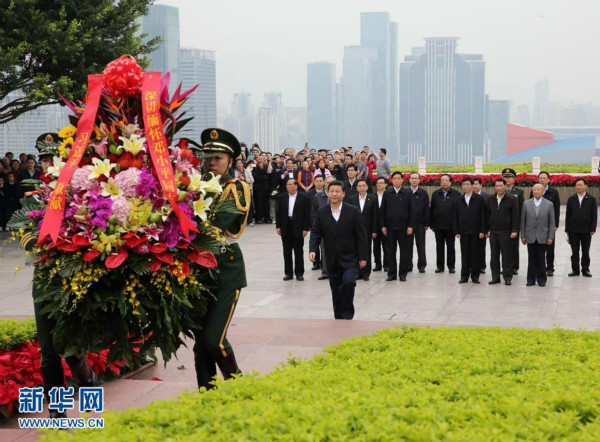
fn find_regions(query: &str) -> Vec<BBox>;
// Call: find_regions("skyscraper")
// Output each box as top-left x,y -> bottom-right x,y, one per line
142,4 -> 180,89
307,62 -> 336,148
532,77 -> 549,127
179,48 -> 216,138
255,103 -> 279,153
220,93 -> 255,144
399,37 -> 485,164
486,99 -> 511,161
360,12 -> 398,152
0,92 -> 70,155
263,92 -> 285,136
339,46 -> 377,149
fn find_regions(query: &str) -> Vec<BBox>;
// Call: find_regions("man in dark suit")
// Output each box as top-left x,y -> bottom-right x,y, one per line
486,178 -> 520,286
373,177 -> 389,273
503,168 -> 524,275
454,177 -> 486,284
276,179 -> 311,281
309,181 -> 367,320
343,164 -> 359,201
430,174 -> 460,273
530,172 -> 560,276
312,176 -> 335,280
380,171 -> 415,282
565,178 -> 597,277
473,177 -> 490,274
407,172 -> 429,273
521,184 -> 555,287
349,179 -> 378,281
308,175 -> 325,270
252,156 -> 271,223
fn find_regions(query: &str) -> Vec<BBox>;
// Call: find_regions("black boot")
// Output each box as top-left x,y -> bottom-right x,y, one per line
195,353 -> 217,390
215,351 -> 242,380
66,354 -> 97,387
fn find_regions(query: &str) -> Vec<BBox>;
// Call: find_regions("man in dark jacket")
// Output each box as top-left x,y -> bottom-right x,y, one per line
473,177 -> 490,274
348,179 -> 378,280
380,171 -> 415,281
454,177 -> 486,284
251,156 -> 271,223
486,178 -> 520,286
276,179 -> 311,281
407,172 -> 429,273
430,174 -> 460,273
530,172 -> 560,276
309,181 -> 367,320
565,178 -> 597,277
503,168 -> 524,275
312,176 -> 335,280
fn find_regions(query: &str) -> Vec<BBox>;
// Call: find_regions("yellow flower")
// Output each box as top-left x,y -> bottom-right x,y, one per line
91,232 -> 120,254
197,173 -> 223,196
58,125 -> 76,139
58,137 -> 74,159
121,134 -> 146,156
100,178 -> 122,197
88,157 -> 115,180
193,195 -> 213,221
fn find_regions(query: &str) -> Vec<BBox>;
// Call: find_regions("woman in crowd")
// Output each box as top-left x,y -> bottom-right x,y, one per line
314,158 -> 331,179
367,153 -> 378,185
297,160 -> 314,193
244,158 -> 256,226
3,172 -> 21,225
10,160 -> 20,177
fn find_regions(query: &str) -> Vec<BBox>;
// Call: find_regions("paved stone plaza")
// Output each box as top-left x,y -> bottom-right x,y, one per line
1,206 -> 600,329
2,206 -> 600,440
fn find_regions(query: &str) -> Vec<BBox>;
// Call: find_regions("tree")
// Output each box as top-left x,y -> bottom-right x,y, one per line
0,0 -> 159,124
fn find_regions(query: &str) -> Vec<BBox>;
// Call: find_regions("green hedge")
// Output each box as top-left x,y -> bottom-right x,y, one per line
0,319 -> 36,352
45,326 -> 600,442
393,163 -> 591,173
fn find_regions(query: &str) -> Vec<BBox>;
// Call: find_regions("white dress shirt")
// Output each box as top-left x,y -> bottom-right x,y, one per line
464,193 -> 471,206
359,194 -> 367,212
496,195 -> 503,208
533,197 -> 543,207
288,193 -> 297,217
578,193 -> 585,207
411,186 -> 419,194
377,192 -> 384,208
331,204 -> 342,221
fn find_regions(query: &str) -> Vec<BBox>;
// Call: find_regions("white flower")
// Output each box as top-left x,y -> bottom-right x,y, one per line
187,170 -> 203,192
120,124 -> 140,137
193,195 -> 213,222
197,173 -> 222,196
121,134 -> 146,156
47,156 -> 66,177
87,157 -> 115,179
100,178 -> 122,197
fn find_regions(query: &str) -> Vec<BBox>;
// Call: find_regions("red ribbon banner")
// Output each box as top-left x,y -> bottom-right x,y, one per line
38,74 -> 104,245
141,72 -> 198,239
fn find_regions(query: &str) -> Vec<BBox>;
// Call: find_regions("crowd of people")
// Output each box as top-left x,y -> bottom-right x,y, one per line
0,152 -> 47,230
229,143 -> 598,319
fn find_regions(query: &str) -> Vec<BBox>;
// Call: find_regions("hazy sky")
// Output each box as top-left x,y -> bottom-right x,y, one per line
159,0 -> 600,112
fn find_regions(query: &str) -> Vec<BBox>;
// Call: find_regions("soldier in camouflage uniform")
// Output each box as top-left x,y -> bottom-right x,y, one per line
192,128 -> 251,390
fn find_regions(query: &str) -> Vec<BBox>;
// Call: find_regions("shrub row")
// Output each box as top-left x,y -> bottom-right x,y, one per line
0,319 -> 36,352
45,326 -> 600,442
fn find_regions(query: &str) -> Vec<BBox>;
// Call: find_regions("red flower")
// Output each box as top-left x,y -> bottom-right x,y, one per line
83,249 -> 101,262
105,248 -> 129,269
103,55 -> 143,98
187,250 -> 217,268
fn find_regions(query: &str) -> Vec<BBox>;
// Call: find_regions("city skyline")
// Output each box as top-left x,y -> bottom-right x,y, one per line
158,0 -> 600,109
